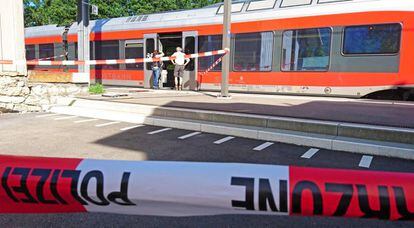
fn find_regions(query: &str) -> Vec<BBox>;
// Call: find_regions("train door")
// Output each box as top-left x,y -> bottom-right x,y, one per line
144,33 -> 157,89
159,32 -> 183,89
182,31 -> 198,90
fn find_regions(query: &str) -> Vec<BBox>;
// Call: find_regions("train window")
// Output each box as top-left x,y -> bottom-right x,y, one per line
39,43 -> 55,60
198,35 -> 223,71
25,45 -> 36,60
95,40 -> 120,69
247,0 -> 278,11
145,39 -> 155,70
184,37 -> 195,71
280,0 -> 312,8
125,41 -> 144,70
343,23 -> 402,55
217,2 -> 245,14
281,28 -> 332,71
233,32 -> 273,72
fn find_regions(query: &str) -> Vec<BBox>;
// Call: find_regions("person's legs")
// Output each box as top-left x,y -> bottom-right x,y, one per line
153,68 -> 160,89
174,65 -> 180,90
174,77 -> 179,90
178,65 -> 185,90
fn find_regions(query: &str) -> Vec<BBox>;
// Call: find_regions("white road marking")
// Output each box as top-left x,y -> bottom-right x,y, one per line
253,142 -> 274,151
95,122 -> 120,127
74,119 -> 98,123
214,136 -> 235,144
120,125 -> 144,131
54,116 -> 78,120
147,128 -> 172,135
359,155 -> 373,168
178,132 -> 201,140
36,113 -> 60,118
301,148 -> 320,159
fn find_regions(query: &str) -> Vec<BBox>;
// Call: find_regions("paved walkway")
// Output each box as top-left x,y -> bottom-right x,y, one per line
78,88 -> 414,129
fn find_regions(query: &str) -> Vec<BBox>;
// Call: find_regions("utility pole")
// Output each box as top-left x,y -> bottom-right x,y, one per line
220,0 -> 231,98
77,0 -> 90,86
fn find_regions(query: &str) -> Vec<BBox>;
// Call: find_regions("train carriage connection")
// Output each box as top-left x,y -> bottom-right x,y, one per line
24,0 -> 414,99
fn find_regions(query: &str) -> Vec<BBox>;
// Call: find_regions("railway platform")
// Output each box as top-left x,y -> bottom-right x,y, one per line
49,87 -> 414,159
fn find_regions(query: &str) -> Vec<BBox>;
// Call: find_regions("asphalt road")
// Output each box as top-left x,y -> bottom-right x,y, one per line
0,112 -> 413,227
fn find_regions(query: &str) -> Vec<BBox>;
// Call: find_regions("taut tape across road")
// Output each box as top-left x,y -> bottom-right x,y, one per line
1,155 -> 413,220
0,49 -> 229,66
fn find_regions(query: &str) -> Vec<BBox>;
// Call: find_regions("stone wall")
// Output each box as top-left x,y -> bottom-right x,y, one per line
0,72 -> 87,112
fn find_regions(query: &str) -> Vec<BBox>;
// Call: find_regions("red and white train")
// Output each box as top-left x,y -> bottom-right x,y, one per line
24,0 -> 414,99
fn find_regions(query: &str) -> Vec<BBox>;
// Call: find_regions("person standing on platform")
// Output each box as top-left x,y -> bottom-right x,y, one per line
151,50 -> 164,89
171,47 -> 190,90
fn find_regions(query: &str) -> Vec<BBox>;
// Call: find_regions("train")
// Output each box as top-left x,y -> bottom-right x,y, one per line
24,0 -> 414,99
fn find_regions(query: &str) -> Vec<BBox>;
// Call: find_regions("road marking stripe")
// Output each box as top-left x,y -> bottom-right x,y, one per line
178,132 -> 201,140
74,119 -> 98,123
359,155 -> 373,168
95,122 -> 120,127
36,113 -> 60,118
253,142 -> 274,151
214,136 -> 235,144
120,125 -> 144,131
301,148 -> 320,159
54,116 -> 78,120
147,128 -> 172,135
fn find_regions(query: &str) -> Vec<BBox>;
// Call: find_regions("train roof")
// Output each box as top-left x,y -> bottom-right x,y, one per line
25,0 -> 414,39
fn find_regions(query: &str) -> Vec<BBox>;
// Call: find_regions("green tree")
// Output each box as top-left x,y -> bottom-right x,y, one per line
24,0 -> 223,27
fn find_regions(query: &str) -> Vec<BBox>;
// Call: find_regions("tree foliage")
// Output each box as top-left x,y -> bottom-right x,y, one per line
24,0 -> 223,27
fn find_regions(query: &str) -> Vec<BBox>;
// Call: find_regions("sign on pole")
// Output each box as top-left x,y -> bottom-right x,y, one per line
91,5 -> 99,16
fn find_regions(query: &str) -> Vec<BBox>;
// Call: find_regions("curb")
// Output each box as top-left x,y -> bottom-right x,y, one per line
49,98 -> 414,160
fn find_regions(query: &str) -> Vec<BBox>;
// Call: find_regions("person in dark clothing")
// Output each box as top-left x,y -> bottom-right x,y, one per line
151,50 -> 164,89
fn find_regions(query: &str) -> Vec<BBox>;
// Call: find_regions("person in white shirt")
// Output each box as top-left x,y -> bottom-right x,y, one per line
171,47 -> 190,90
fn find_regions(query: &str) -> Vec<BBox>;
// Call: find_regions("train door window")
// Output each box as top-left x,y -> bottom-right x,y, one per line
95,40 -> 120,69
198,35 -> 223,71
184,37 -> 195,71
281,0 -> 312,8
281,27 -> 332,71
145,39 -> 155,70
25,45 -> 36,60
39,43 -> 55,60
125,41 -> 144,70
233,32 -> 273,72
343,23 -> 402,55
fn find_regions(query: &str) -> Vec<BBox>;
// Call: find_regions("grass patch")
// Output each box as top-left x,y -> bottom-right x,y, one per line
89,83 -> 105,94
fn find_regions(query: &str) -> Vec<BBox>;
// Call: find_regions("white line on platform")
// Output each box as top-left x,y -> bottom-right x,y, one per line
359,155 -> 373,168
36,113 -> 60,118
178,132 -> 201,140
214,136 -> 235,144
301,148 -> 320,159
95,122 -> 120,127
253,142 -> 274,151
148,128 -> 172,135
74,119 -> 98,123
120,125 -> 144,131
54,116 -> 78,120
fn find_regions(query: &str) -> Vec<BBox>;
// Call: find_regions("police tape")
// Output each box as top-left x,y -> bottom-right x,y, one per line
0,155 -> 413,220
0,49 -> 229,66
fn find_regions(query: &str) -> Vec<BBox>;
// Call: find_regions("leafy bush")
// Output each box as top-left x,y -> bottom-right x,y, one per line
89,83 -> 105,94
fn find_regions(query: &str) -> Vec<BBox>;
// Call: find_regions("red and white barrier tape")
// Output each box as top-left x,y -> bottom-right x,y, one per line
200,54 -> 225,76
0,49 -> 229,66
0,155 -> 413,220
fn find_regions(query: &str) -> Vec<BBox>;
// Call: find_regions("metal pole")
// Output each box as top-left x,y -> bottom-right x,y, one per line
77,0 -> 90,86
220,0 -> 231,98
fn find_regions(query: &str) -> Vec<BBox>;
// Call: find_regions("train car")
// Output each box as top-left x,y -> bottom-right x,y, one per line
24,0 -> 414,99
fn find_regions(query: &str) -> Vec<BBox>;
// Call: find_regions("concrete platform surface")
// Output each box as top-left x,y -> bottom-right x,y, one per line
79,88 -> 414,129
